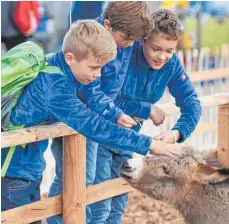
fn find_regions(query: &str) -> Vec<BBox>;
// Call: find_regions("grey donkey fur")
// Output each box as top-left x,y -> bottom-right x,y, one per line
120,147 -> 229,224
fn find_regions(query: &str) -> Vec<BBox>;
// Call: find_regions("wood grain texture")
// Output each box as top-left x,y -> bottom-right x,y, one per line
218,104 -> 229,167
63,134 -> 86,224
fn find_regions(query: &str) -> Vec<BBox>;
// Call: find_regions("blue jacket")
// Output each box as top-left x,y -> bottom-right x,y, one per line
78,15 -> 134,123
1,51 -> 152,181
115,41 -> 202,142
71,1 -> 104,22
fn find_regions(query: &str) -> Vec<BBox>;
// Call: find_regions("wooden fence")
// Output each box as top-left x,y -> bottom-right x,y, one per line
1,91 -> 229,224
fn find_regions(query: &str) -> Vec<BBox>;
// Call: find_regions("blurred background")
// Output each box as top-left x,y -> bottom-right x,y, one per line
1,1 -> 229,223
2,1 -> 229,53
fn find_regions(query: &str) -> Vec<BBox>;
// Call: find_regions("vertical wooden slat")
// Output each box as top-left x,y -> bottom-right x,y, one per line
63,134 -> 86,223
218,104 -> 229,167
186,49 -> 192,72
177,50 -> 184,67
192,48 -> 199,72
213,46 -> 220,68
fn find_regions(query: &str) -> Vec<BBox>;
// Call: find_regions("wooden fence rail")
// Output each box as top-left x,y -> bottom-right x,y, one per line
2,93 -> 229,148
189,68 -> 229,82
1,92 -> 229,224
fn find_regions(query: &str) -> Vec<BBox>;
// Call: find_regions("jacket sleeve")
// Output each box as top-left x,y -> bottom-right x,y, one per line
168,55 -> 202,142
114,95 -> 151,119
46,77 -> 151,155
78,78 -> 123,123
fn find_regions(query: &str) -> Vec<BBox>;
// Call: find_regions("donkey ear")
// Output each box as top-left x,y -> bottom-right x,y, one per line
192,163 -> 229,185
205,157 -> 224,169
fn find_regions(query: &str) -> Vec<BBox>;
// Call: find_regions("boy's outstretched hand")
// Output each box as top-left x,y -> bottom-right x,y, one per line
150,105 -> 165,126
154,130 -> 181,144
117,114 -> 137,128
149,140 -> 183,157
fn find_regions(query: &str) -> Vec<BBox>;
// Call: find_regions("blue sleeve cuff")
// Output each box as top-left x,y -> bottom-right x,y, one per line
172,125 -> 191,143
138,102 -> 151,119
102,103 -> 124,123
135,135 -> 152,156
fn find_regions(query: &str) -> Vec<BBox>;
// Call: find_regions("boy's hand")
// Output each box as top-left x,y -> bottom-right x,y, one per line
153,130 -> 181,144
149,140 -> 183,157
150,105 -> 165,126
117,114 -> 137,128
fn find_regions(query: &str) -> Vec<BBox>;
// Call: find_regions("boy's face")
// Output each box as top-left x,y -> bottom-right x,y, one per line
141,33 -> 177,70
65,52 -> 103,84
104,19 -> 134,48
111,30 -> 135,48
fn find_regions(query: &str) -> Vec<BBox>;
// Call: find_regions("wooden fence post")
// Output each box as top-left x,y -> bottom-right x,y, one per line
63,134 -> 86,223
218,104 -> 229,167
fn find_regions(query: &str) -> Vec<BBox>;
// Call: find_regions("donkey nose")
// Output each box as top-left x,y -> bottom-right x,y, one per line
123,161 -> 134,171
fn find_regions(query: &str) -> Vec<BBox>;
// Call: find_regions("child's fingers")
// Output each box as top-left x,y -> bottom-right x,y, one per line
153,119 -> 164,126
162,151 -> 175,157
126,116 -> 137,125
127,120 -> 137,126
168,149 -> 182,156
118,120 -> 134,128
123,117 -> 136,125
168,145 -> 184,156
118,115 -> 137,125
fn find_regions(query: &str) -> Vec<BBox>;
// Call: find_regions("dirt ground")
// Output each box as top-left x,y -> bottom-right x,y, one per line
41,190 -> 185,224
122,190 -> 185,224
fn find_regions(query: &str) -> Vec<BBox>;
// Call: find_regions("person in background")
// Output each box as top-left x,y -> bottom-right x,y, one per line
1,1 -> 39,50
71,1 -> 104,22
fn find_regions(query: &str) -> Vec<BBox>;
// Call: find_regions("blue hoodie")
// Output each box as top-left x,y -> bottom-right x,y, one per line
78,15 -> 134,123
115,41 -> 202,142
1,51 -> 152,181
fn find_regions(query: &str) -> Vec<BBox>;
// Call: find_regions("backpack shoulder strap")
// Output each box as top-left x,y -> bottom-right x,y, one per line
41,64 -> 65,76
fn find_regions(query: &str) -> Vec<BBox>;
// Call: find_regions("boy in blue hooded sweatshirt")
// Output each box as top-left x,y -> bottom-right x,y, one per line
1,20 -> 183,223
88,9 -> 202,224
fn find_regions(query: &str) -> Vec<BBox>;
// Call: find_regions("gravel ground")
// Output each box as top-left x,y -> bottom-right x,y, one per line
122,190 -> 186,224
41,190 -> 185,224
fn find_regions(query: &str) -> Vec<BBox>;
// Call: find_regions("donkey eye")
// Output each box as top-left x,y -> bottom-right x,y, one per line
162,166 -> 170,175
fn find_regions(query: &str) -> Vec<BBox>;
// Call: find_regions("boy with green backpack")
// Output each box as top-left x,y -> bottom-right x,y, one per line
1,42 -> 63,177
1,19 -> 182,218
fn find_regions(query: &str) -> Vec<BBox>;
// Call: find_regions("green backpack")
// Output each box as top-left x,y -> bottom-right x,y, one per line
1,41 -> 63,177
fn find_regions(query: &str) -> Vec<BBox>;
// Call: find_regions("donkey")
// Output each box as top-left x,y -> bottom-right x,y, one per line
120,147 -> 229,224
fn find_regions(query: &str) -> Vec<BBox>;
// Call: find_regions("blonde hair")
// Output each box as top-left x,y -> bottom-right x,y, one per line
63,20 -> 117,63
103,1 -> 153,40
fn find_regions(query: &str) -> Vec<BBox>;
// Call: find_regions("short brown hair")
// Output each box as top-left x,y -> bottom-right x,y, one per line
63,20 -> 116,63
151,9 -> 182,41
103,1 -> 153,40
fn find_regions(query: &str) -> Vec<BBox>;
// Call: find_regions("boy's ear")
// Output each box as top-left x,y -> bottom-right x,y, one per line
192,161 -> 229,185
140,39 -> 146,46
104,19 -> 112,31
65,52 -> 75,67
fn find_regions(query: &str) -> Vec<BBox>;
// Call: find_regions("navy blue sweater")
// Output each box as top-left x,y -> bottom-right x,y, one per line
78,15 -> 133,122
115,41 -> 202,142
